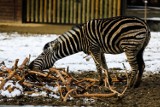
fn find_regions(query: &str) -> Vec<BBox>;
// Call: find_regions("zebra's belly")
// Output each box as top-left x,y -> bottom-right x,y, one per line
88,39 -> 124,54
98,42 -> 124,54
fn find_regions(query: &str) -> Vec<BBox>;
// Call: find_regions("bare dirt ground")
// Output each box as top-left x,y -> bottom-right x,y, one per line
0,71 -> 160,107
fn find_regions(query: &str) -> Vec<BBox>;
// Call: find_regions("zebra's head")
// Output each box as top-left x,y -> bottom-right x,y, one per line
29,50 -> 53,70
29,40 -> 60,70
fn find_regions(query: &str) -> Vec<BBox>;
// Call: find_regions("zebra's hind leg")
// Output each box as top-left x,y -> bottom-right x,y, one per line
134,48 -> 145,88
125,48 -> 145,88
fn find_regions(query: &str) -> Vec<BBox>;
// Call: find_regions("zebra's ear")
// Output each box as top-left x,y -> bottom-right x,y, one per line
48,40 -> 60,53
43,40 -> 60,52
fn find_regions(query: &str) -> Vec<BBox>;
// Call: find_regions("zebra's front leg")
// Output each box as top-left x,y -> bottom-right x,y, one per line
95,61 -> 104,85
101,53 -> 112,84
89,50 -> 108,85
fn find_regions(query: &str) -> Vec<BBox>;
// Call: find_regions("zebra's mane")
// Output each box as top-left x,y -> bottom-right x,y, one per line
43,23 -> 83,53
71,23 -> 83,30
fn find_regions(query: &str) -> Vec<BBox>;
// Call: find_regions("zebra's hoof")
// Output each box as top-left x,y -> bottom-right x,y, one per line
133,82 -> 141,88
133,78 -> 142,88
128,78 -> 142,88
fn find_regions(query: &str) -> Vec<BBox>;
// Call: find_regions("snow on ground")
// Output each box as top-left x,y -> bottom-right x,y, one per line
0,32 -> 160,73
0,32 -> 160,98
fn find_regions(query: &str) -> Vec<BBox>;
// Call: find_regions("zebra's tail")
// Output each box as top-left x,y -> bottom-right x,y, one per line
143,24 -> 151,48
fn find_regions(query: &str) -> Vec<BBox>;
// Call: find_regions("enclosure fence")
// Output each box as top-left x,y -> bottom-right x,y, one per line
23,0 -> 123,24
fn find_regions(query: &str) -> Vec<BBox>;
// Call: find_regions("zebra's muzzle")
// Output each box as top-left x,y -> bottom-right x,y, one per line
28,61 -> 34,70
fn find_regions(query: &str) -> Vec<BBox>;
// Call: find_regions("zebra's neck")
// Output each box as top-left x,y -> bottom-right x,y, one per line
52,26 -> 85,61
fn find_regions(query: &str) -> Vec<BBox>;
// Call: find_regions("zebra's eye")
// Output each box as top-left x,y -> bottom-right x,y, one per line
41,52 -> 45,56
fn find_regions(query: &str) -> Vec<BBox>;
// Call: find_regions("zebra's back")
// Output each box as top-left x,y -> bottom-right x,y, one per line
85,16 -> 150,54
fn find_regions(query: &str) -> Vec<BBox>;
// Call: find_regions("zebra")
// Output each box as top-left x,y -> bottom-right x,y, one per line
29,16 -> 150,88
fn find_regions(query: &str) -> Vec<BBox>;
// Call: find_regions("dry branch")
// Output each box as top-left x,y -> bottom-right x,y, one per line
13,59 -> 19,70
49,68 -> 66,82
19,57 -> 29,70
0,70 -> 17,90
49,68 -> 71,91
0,59 -> 19,90
0,56 -> 129,101
74,93 -> 117,98
28,70 -> 56,80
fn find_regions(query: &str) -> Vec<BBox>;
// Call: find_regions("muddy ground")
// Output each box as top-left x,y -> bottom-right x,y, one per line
0,71 -> 160,107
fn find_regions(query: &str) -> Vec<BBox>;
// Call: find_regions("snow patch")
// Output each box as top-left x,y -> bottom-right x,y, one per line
0,80 -> 23,97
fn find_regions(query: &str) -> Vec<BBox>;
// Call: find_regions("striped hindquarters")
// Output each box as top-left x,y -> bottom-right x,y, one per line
85,16 -> 150,54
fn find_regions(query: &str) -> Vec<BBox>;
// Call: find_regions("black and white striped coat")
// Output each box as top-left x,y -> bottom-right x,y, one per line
29,16 -> 150,88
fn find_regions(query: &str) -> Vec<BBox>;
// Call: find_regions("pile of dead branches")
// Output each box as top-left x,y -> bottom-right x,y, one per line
0,56 -> 129,102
